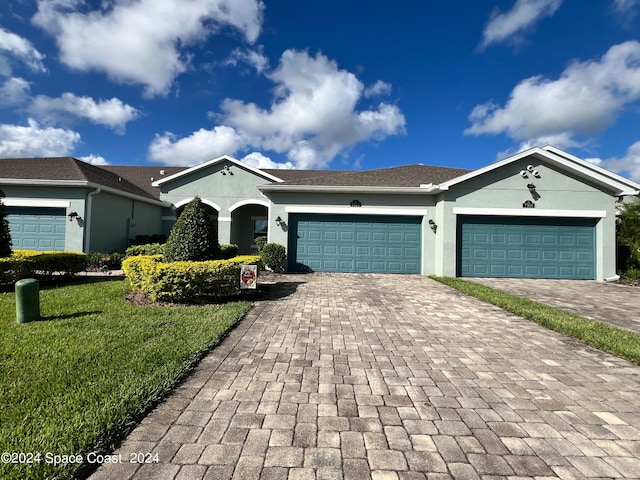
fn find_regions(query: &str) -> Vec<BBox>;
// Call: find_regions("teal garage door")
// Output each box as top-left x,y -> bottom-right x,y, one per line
289,214 -> 422,273
6,207 -> 66,251
458,216 -> 596,279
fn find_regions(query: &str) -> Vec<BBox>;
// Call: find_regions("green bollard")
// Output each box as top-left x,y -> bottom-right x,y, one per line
16,278 -> 40,324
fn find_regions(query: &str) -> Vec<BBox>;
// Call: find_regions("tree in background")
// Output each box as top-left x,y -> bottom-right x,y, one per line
618,195 -> 640,270
0,189 -> 12,257
164,197 -> 220,262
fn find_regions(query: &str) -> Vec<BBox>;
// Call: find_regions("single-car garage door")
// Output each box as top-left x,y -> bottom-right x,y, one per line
289,214 -> 422,273
6,207 -> 66,251
458,216 -> 596,279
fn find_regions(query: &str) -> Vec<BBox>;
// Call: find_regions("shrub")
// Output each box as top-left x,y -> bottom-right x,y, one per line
0,190 -> 12,258
255,236 -> 267,252
131,233 -> 167,245
0,250 -> 88,284
125,243 -> 165,257
165,197 -> 220,262
220,244 -> 239,259
87,252 -> 125,271
623,268 -> 640,281
123,254 -> 262,303
261,243 -> 286,272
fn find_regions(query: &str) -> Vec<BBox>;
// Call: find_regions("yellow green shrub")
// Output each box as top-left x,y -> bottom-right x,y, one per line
123,255 -> 262,303
0,250 -> 88,284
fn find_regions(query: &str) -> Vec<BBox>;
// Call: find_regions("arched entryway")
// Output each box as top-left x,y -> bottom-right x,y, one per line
230,201 -> 269,254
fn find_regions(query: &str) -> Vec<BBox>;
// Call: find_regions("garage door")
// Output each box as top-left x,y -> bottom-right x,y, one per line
6,207 -> 66,251
458,216 -> 596,279
289,214 -> 422,273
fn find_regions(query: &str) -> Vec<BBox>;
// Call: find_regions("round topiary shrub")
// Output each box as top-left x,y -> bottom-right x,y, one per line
164,197 -> 220,262
260,243 -> 286,272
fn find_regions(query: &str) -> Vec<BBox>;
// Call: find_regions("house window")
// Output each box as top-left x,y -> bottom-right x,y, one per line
253,217 -> 268,242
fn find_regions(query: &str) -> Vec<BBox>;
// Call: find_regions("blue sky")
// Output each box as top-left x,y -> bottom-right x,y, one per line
1,1 -> 640,180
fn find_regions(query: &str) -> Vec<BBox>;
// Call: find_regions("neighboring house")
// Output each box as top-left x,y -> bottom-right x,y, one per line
1,145 -> 639,280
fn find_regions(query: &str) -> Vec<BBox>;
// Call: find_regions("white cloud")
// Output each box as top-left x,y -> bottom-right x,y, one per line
80,154 -> 110,165
0,27 -> 47,75
0,77 -> 31,107
466,41 -> 640,149
0,118 -> 80,157
149,50 -> 404,169
364,80 -> 392,98
148,125 -> 246,165
593,141 -> 640,181
614,0 -> 640,13
240,152 -> 293,169
29,93 -> 140,132
226,47 -> 269,73
480,0 -> 564,48
33,0 -> 264,96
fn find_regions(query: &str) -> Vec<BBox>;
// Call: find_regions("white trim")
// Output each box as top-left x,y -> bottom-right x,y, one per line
218,217 -> 232,222
228,199 -> 270,212
452,207 -> 606,218
3,198 -> 70,208
260,185 -> 430,194
173,197 -> 222,211
152,155 -> 284,186
285,205 -> 428,216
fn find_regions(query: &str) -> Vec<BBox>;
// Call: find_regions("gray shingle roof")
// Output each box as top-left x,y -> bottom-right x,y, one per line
1,157 -> 471,198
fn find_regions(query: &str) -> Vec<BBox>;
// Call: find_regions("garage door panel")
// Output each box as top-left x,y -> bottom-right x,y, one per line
290,214 -> 422,273
458,216 -> 595,279
6,207 -> 66,251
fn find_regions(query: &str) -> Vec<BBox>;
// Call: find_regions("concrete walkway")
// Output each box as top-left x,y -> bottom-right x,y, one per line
90,273 -> 640,480
466,278 -> 640,335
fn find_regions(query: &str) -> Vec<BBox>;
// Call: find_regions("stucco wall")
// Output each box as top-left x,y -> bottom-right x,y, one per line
89,191 -> 163,252
157,160 -> 272,245
435,156 -> 618,280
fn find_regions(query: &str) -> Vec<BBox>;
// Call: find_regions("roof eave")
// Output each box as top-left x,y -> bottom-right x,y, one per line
258,184 -> 437,194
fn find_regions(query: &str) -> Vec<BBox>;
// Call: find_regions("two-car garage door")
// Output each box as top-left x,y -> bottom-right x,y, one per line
289,214 -> 422,273
458,216 -> 596,279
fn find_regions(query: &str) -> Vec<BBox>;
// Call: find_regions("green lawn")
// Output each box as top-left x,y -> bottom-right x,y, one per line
430,276 -> 640,365
0,279 -> 252,480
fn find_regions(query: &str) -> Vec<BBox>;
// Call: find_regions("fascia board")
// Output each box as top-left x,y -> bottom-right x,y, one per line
151,155 -> 284,186
0,178 -> 88,187
258,185 -> 433,195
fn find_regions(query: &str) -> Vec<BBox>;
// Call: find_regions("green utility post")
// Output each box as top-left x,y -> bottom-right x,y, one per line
16,278 -> 40,324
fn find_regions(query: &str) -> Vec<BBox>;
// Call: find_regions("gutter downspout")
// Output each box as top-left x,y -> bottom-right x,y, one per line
84,188 -> 101,252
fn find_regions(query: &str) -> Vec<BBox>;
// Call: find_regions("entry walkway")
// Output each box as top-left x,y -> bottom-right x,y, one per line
91,273 -> 640,479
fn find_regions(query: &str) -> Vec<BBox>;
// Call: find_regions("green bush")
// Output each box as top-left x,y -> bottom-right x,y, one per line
130,233 -> 167,245
165,197 -> 220,262
125,243 -> 165,257
0,250 -> 88,284
87,252 -> 125,271
123,255 -> 262,303
220,244 -> 239,259
255,236 -> 267,252
260,243 -> 286,272
623,268 -> 640,281
0,190 -> 12,258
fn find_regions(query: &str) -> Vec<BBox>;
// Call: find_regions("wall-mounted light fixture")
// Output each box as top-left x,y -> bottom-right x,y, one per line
428,219 -> 437,233
68,211 -> 79,222
527,165 -> 534,172
533,170 -> 541,178
519,170 -> 529,178
275,216 -> 282,227
221,165 -> 233,175
527,183 -> 536,193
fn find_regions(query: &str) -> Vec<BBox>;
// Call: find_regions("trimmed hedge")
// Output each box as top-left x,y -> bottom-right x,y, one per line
0,250 -> 88,284
123,254 -> 262,303
125,243 -> 165,257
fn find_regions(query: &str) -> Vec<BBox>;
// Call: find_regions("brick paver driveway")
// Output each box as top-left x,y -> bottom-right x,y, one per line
91,273 -> 640,480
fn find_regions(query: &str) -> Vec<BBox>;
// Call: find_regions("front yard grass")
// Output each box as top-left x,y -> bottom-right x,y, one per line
431,276 -> 640,365
0,279 -> 252,480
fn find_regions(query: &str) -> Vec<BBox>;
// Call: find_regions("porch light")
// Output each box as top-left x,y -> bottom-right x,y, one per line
68,211 -> 79,222
428,219 -> 437,233
275,216 -> 282,226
